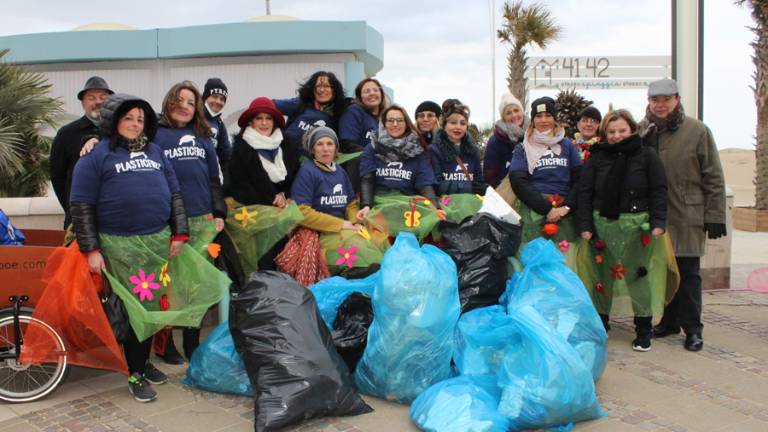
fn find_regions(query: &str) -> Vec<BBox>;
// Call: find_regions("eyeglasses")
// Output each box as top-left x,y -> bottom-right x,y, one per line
416,112 -> 437,119
362,87 -> 381,95
386,118 -> 406,124
580,118 -> 599,125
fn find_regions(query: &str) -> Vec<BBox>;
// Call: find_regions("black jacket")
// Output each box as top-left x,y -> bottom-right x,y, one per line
576,134 -> 667,233
224,134 -> 300,206
49,116 -> 99,227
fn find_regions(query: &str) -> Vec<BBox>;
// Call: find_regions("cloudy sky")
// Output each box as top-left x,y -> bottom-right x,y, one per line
0,0 -> 757,149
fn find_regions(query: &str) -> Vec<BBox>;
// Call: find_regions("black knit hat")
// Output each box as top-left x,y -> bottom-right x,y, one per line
203,78 -> 228,101
530,96 -> 557,120
579,106 -> 602,123
415,100 -> 441,117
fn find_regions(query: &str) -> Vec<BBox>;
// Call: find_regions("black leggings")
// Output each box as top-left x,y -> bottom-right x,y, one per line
123,325 -> 152,375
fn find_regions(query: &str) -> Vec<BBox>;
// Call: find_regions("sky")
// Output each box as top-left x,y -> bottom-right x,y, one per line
0,0 -> 757,149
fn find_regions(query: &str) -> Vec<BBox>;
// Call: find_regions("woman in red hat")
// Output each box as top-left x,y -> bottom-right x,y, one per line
224,97 -> 303,274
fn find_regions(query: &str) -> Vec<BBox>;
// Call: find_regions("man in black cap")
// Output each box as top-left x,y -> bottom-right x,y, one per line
50,76 -> 113,228
202,78 -> 232,175
639,78 -> 726,352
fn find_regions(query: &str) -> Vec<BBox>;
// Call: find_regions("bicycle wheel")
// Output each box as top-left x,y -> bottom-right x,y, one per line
0,313 -> 68,403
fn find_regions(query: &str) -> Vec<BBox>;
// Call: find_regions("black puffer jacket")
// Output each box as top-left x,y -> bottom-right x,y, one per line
576,134 -> 667,233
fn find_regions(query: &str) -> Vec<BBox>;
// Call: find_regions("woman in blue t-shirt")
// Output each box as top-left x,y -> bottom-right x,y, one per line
282,127 -> 386,284
273,71 -> 348,156
69,94 -> 221,403
484,93 -> 528,188
153,81 -> 227,364
428,99 -> 486,196
509,96 -> 582,262
338,78 -> 388,192
357,105 -> 444,241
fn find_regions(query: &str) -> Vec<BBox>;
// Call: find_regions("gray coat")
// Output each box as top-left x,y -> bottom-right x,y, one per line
640,113 -> 726,257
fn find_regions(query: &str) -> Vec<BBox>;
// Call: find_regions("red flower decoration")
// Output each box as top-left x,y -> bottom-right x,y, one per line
545,194 -> 564,207
207,243 -> 221,258
159,295 -> 170,311
610,264 -> 625,280
641,234 -> 651,248
596,282 -> 607,298
594,239 -> 606,252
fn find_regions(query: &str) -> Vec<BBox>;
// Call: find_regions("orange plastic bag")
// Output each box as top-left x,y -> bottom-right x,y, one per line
20,243 -> 128,374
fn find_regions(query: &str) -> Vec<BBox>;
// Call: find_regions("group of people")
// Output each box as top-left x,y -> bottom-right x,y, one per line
48,72 -> 726,403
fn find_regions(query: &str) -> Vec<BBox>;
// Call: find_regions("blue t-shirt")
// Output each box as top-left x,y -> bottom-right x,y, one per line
428,141 -> 483,195
291,161 -> 356,218
274,98 -> 332,152
509,137 -> 582,196
155,126 -> 220,218
359,144 -> 435,195
483,133 -> 516,188
70,140 -> 180,236
204,114 -> 232,162
338,104 -> 377,151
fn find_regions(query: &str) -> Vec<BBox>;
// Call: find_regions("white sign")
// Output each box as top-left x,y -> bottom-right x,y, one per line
526,56 -> 671,90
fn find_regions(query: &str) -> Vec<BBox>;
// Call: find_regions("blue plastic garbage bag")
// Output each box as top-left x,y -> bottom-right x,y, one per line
454,305 -> 518,376
309,274 -> 377,329
506,238 -> 608,381
497,304 -> 604,430
182,321 -> 252,396
410,375 -> 510,432
355,232 -> 461,404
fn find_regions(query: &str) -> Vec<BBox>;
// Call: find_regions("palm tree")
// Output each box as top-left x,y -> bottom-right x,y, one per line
497,0 -> 562,108
0,49 -> 62,197
737,0 -> 767,210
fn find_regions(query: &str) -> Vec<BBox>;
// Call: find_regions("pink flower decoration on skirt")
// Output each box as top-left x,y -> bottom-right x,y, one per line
558,240 -> 570,253
336,245 -> 359,269
129,269 -> 160,302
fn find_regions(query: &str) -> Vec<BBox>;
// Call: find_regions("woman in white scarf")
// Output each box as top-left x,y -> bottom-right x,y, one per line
508,96 -> 583,265
226,97 -> 299,209
225,97 -> 302,272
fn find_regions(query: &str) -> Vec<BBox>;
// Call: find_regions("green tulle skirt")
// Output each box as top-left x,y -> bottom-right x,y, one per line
573,211 -> 680,318
225,202 -> 304,275
517,201 -> 580,267
320,228 -> 389,272
363,193 -> 482,241
188,214 -> 219,258
101,228 -> 228,342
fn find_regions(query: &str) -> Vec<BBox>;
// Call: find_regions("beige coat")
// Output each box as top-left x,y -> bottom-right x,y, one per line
640,114 -> 726,257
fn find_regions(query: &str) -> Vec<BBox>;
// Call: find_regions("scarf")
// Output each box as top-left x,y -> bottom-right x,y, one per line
242,126 -> 287,183
116,134 -> 147,152
645,103 -> 685,133
435,128 -> 480,161
594,134 -> 642,220
494,120 -> 525,147
522,128 -> 566,175
313,159 -> 337,173
373,123 -> 424,163
204,103 -> 222,118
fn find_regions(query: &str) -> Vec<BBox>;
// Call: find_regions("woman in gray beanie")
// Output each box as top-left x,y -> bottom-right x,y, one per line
276,127 -> 387,284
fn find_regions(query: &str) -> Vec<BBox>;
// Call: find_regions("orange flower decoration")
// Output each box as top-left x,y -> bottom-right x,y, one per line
207,243 -> 221,258
542,223 -> 559,238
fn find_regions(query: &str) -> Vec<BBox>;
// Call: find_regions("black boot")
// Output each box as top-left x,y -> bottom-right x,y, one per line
183,328 -> 201,360
632,316 -> 653,352
159,332 -> 184,365
599,314 -> 611,332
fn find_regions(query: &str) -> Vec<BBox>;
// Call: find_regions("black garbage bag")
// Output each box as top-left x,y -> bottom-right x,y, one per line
229,271 -> 373,432
438,214 -> 522,312
331,292 -> 374,373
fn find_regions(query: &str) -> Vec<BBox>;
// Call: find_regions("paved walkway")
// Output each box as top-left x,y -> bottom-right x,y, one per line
1,229 -> 766,432
1,289 -> 766,432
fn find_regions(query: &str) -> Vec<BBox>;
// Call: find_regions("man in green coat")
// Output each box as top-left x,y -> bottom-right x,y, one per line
639,79 -> 726,352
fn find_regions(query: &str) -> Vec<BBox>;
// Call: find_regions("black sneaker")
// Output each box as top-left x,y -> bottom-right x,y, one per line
632,335 -> 652,352
143,362 -> 168,385
128,373 -> 157,402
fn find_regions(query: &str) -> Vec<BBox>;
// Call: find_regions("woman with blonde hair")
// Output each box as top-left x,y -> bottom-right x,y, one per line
509,96 -> 582,262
